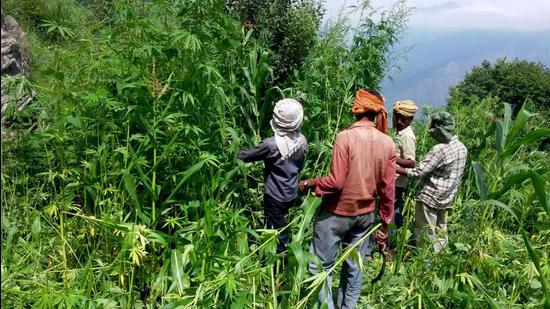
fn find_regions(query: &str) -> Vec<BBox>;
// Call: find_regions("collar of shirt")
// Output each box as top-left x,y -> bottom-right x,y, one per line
349,118 -> 375,129
397,125 -> 413,136
436,135 -> 458,145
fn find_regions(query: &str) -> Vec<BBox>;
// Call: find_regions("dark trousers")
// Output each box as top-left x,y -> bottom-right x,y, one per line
394,186 -> 406,228
309,208 -> 375,309
389,186 -> 406,249
263,194 -> 295,254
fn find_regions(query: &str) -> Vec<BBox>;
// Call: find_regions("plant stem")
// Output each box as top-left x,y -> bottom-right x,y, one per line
128,265 -> 135,309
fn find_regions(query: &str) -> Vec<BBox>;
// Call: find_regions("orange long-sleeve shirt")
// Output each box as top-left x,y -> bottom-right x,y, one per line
314,119 -> 396,224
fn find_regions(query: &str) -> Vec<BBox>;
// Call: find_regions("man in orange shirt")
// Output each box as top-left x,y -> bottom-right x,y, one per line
300,89 -> 396,309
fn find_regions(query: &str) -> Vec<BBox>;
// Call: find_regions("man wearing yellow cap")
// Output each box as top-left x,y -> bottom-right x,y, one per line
391,100 -> 418,239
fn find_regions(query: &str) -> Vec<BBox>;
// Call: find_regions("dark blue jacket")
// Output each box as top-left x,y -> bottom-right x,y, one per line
237,136 -> 307,202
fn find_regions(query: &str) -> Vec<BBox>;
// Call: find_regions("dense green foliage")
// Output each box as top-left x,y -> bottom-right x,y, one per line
225,0 -> 324,82
450,58 -> 550,113
1,0 -> 549,308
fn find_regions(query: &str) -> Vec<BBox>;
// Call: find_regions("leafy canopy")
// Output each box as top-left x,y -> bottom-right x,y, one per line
450,58 -> 550,113
225,0 -> 324,82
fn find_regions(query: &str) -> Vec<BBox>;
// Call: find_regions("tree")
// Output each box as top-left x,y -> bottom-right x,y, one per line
225,0 -> 324,83
450,58 -> 550,113
348,0 -> 410,90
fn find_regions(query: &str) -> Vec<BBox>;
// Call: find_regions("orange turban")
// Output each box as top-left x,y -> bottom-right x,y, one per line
352,89 -> 388,134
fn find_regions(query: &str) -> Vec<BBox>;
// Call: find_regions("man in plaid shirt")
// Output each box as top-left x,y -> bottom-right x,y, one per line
397,112 -> 467,253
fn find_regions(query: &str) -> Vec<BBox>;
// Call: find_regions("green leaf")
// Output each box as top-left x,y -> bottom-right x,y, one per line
123,171 -> 150,224
242,67 -> 254,94
161,299 -> 193,309
243,28 -> 254,46
515,127 -> 550,147
171,249 -> 187,295
505,103 -> 532,147
292,197 -> 321,243
349,248 -> 364,272
55,71 -> 65,81
225,127 -> 240,154
503,128 -> 550,157
488,168 -> 548,200
64,115 -> 81,128
495,120 -> 504,155
163,160 -> 205,205
418,284 -> 438,309
238,104 -> 257,140
31,216 -> 41,242
530,171 -> 549,215
151,256 -> 170,296
531,279 -> 542,289
257,229 -> 277,256
502,102 -> 512,134
230,294 -> 249,309
472,161 -> 488,201
476,200 -> 518,222
122,171 -> 138,205
453,242 -> 468,252
147,231 -> 168,247
521,229 -> 550,307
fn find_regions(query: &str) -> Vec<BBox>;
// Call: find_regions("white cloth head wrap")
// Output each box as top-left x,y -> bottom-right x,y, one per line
270,99 -> 305,160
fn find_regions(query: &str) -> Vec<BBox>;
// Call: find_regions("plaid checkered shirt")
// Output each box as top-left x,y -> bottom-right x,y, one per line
406,136 -> 467,209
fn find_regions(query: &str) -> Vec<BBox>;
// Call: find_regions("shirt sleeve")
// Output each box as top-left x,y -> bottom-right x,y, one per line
237,139 -> 271,163
315,134 -> 349,195
297,135 -> 308,172
402,134 -> 416,161
379,145 -> 396,225
405,146 -> 442,178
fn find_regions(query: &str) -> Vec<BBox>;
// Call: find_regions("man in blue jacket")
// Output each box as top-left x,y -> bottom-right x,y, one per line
238,98 -> 307,254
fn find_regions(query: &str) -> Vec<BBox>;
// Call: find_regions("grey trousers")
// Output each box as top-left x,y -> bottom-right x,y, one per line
309,208 -> 375,309
414,201 -> 448,253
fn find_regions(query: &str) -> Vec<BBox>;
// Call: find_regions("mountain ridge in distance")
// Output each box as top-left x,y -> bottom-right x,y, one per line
381,28 -> 550,110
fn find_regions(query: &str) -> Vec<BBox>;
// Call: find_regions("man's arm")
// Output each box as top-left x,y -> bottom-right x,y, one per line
379,148 -> 396,226
396,165 -> 407,175
310,134 -> 349,195
397,132 -> 416,168
404,147 -> 442,178
237,139 -> 271,163
396,158 -> 415,168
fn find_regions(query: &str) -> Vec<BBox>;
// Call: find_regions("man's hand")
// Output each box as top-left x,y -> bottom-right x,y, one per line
375,227 -> 389,252
396,166 -> 407,175
299,178 -> 317,193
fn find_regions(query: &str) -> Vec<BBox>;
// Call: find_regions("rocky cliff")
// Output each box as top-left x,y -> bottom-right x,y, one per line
1,10 -> 34,136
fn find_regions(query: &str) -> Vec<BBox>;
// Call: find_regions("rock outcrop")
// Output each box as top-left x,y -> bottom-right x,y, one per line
1,9 -> 34,135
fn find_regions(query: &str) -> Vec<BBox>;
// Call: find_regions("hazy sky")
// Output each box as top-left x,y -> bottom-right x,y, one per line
324,0 -> 550,30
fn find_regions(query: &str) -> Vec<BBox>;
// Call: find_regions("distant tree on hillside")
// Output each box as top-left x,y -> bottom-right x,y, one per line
450,58 -> 550,113
225,0 -> 324,83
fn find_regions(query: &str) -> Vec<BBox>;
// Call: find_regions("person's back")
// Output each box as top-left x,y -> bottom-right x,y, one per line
300,89 -> 395,309
239,135 -> 307,202
319,119 -> 396,217
237,98 -> 307,254
415,137 -> 467,208
398,111 -> 468,253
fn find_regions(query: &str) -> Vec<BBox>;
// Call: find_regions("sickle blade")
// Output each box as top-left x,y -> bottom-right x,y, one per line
370,250 -> 387,284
